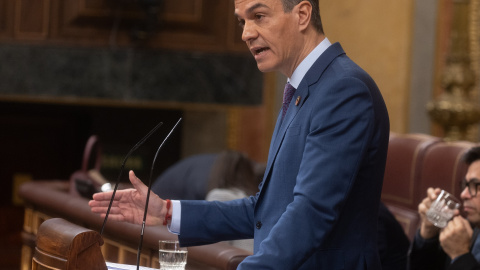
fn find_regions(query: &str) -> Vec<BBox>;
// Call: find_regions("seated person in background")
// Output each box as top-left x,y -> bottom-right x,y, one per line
151,153 -> 217,200
206,150 -> 264,198
378,201 -> 410,270
151,150 -> 263,200
408,146 -> 480,270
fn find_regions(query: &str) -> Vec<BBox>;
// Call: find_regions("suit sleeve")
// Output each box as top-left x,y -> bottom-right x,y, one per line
449,253 -> 480,270
178,196 -> 256,246
407,230 -> 447,270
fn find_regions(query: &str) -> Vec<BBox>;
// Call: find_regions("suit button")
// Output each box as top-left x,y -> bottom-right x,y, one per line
256,221 -> 262,229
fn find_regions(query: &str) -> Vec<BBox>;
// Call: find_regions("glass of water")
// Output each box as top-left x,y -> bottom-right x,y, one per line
426,190 -> 461,228
159,240 -> 187,270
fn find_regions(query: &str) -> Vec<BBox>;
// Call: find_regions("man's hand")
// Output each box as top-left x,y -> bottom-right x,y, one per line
418,187 -> 442,239
439,216 -> 473,260
89,170 -> 167,226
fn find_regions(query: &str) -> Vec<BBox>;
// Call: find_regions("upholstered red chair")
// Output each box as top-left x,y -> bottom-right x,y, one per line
384,202 -> 420,242
416,140 -> 478,206
381,133 -> 441,211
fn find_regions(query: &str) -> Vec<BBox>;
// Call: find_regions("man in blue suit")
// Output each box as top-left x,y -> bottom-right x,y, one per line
90,0 -> 390,268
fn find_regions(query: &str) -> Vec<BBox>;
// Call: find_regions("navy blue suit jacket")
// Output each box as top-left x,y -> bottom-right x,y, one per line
178,43 -> 390,269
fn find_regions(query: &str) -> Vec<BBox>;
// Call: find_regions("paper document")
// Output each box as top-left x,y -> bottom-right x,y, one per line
106,262 -> 157,270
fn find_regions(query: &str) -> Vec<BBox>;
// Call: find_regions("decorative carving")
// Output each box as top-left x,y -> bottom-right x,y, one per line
427,0 -> 480,141
470,0 -> 480,79
0,0 -> 246,52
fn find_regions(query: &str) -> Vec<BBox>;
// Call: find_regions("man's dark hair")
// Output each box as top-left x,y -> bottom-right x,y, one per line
281,0 -> 323,34
462,146 -> 480,165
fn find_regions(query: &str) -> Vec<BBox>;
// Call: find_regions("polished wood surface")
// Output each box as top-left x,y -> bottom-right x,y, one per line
32,218 -> 107,270
0,0 -> 246,52
19,180 -> 251,270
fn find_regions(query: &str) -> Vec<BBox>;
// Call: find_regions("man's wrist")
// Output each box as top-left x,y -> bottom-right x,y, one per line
449,251 -> 470,262
450,252 -> 476,266
163,199 -> 172,226
420,223 -> 440,239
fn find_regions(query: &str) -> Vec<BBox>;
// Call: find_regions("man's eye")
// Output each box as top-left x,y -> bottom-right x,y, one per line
255,14 -> 264,20
238,20 -> 245,28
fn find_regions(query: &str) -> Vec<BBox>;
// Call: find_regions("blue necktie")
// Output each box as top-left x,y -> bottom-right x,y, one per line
282,83 -> 296,120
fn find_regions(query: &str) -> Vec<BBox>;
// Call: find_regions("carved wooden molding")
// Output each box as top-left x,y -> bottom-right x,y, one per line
470,0 -> 479,89
14,0 -> 50,40
0,0 -> 247,52
54,0 -> 240,50
0,0 -> 14,38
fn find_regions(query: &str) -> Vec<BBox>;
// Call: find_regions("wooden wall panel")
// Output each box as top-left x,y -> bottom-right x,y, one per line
162,0 -> 203,22
14,0 -> 50,40
227,0 -> 248,51
63,0 -> 110,23
0,0 -> 14,38
0,0 -> 248,52
64,0 -> 205,23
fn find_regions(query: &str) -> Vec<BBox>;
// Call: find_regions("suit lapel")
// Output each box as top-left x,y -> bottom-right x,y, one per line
258,43 -> 347,197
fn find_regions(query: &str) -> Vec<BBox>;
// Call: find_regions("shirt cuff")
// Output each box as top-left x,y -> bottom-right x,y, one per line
450,252 -> 479,267
413,229 -> 439,249
167,200 -> 181,234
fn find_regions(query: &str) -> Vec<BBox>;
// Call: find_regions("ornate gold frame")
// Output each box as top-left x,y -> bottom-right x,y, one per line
427,0 -> 480,141
471,0 -> 480,87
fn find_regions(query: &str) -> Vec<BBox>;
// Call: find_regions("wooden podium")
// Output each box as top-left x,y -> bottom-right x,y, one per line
20,180 -> 251,270
32,218 -> 107,270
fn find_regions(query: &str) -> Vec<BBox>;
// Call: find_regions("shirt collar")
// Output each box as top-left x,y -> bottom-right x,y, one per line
288,37 -> 332,89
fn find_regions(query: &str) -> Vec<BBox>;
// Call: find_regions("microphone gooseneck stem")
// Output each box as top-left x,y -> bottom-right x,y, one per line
136,118 -> 182,270
100,163 -> 125,235
100,121 -> 163,236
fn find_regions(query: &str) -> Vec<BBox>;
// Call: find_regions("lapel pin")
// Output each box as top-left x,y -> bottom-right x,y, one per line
295,96 -> 301,106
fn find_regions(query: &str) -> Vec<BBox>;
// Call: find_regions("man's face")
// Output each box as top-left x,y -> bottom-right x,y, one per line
234,0 -> 303,77
460,160 -> 480,225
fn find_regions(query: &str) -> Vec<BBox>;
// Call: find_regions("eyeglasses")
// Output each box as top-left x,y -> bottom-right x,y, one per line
461,178 -> 480,197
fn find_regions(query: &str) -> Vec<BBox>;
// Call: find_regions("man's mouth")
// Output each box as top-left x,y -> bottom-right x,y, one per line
253,47 -> 269,55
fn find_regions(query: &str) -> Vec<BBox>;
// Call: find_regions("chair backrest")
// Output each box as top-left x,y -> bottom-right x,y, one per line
416,140 -> 478,205
384,202 -> 420,242
381,132 -> 441,210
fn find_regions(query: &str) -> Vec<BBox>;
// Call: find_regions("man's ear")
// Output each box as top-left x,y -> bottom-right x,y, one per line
296,1 -> 312,31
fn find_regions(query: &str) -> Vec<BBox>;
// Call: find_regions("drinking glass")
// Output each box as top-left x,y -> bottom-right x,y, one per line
426,190 -> 461,228
159,240 -> 187,270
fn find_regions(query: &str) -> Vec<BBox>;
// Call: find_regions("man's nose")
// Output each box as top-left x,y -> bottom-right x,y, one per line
460,186 -> 471,199
242,21 -> 257,42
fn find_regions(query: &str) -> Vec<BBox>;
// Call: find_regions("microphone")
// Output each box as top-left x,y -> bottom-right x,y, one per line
100,121 -> 163,236
136,118 -> 182,270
